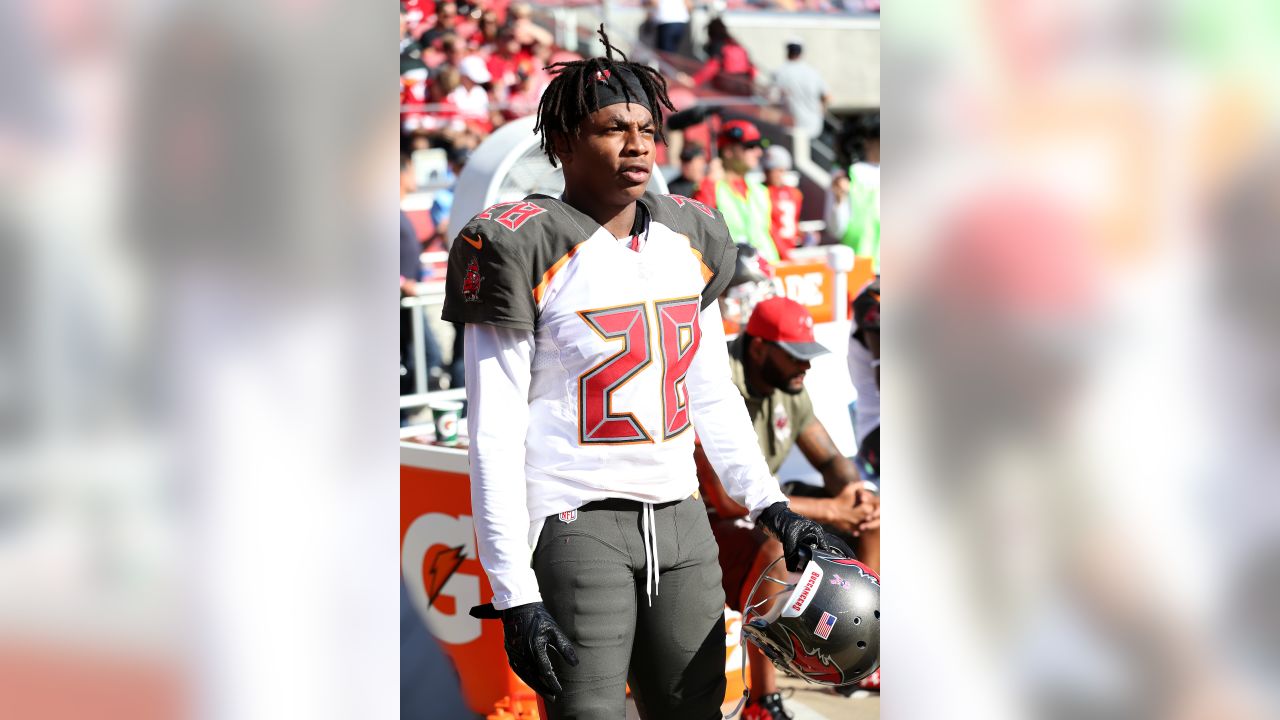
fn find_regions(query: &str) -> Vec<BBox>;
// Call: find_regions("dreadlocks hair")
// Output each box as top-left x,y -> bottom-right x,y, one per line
534,25 -> 675,167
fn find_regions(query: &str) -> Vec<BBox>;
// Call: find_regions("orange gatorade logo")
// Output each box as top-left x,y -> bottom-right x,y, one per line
425,545 -> 468,607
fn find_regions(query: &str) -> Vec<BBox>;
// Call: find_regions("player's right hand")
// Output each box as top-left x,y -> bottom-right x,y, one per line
758,501 -> 847,572
501,602 -> 579,701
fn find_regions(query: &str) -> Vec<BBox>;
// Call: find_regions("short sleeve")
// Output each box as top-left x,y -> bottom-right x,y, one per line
700,230 -> 737,309
441,222 -> 537,331
640,192 -> 739,310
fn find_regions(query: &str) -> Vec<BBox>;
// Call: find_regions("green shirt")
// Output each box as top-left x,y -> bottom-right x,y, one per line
728,340 -> 816,475
716,178 -> 779,263
840,164 -> 880,272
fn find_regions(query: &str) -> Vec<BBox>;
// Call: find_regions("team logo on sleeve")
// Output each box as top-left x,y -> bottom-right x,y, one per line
462,257 -> 483,302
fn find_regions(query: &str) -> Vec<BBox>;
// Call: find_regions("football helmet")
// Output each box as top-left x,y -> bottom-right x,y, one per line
741,550 -> 880,686
728,242 -> 773,289
720,243 -> 777,332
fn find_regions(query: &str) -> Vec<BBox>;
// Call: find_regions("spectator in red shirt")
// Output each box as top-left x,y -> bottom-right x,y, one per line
400,58 -> 431,132
419,66 -> 462,132
486,28 -> 531,96
508,2 -> 554,48
693,120 -> 780,263
469,10 -> 502,50
419,1 -> 460,49
438,33 -> 466,74
762,145 -> 803,260
402,0 -> 435,38
502,71 -> 541,120
523,38 -> 555,96
682,17 -> 757,95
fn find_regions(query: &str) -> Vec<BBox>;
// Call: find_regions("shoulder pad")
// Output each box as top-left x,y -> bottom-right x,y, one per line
645,191 -> 737,309
441,196 -> 588,330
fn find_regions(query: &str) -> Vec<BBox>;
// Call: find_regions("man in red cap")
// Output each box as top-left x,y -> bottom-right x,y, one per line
695,296 -> 881,719
693,119 -> 781,263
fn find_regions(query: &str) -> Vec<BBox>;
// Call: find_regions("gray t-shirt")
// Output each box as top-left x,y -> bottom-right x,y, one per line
771,61 -> 828,139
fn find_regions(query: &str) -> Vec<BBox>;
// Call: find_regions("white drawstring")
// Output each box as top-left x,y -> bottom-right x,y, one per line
649,504 -> 660,598
642,502 -> 660,606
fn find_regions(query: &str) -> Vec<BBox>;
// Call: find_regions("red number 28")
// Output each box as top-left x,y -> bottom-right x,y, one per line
577,297 -> 702,445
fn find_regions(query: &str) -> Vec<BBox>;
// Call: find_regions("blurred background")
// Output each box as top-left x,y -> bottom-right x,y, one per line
3,0 -> 1280,717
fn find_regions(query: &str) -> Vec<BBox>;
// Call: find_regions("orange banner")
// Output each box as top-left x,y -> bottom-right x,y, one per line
773,261 -> 837,324
402,461 -> 749,715
401,465 -> 524,714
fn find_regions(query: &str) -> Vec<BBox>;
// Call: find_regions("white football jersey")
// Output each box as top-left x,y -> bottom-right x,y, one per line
443,191 -> 787,608
444,191 -> 740,518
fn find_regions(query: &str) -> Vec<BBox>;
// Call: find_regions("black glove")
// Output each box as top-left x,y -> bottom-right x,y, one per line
493,602 -> 579,701
758,501 -> 847,572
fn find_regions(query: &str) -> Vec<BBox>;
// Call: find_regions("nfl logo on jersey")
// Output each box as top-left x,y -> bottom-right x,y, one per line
815,611 -> 837,640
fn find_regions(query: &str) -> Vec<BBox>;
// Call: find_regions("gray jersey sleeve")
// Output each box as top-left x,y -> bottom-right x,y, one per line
442,197 -> 588,331
441,217 -> 539,331
647,192 -> 739,309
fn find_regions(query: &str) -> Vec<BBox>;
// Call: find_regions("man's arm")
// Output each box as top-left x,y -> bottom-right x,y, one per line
784,420 -> 880,536
464,323 -> 542,610
796,418 -> 858,497
693,443 -> 750,519
686,302 -> 787,518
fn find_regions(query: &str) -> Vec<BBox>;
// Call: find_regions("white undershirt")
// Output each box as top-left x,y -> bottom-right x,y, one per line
825,161 -> 880,238
464,302 -> 785,609
847,334 -> 880,444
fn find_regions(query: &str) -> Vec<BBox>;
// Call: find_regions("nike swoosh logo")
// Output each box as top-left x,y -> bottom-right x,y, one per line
462,234 -> 483,250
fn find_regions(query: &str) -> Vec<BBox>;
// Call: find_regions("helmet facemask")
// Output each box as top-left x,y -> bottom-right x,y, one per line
740,550 -> 880,687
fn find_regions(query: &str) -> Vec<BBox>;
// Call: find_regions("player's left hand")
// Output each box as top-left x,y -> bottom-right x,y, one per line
759,501 -> 847,572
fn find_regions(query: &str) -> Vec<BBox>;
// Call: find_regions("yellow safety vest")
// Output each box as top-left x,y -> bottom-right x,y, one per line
715,178 -> 778,263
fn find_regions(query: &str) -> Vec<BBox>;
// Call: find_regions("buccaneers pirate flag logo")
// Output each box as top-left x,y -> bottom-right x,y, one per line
462,257 -> 483,302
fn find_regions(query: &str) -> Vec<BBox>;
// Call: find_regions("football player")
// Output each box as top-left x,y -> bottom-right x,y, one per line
443,26 -> 844,719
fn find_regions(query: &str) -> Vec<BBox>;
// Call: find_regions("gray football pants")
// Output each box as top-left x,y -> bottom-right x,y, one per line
532,496 -> 728,720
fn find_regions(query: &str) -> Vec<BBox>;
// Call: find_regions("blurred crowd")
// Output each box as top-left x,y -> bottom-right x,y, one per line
400,3 -> 880,402
400,1 -> 567,154
399,0 -> 580,395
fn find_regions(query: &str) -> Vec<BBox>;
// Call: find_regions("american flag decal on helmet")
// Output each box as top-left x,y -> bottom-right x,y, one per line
815,611 -> 837,640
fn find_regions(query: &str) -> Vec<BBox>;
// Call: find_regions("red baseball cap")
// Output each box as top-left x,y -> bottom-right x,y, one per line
745,296 -> 830,361
718,119 -> 762,150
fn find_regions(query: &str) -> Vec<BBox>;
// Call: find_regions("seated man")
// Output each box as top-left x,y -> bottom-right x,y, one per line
695,296 -> 880,719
